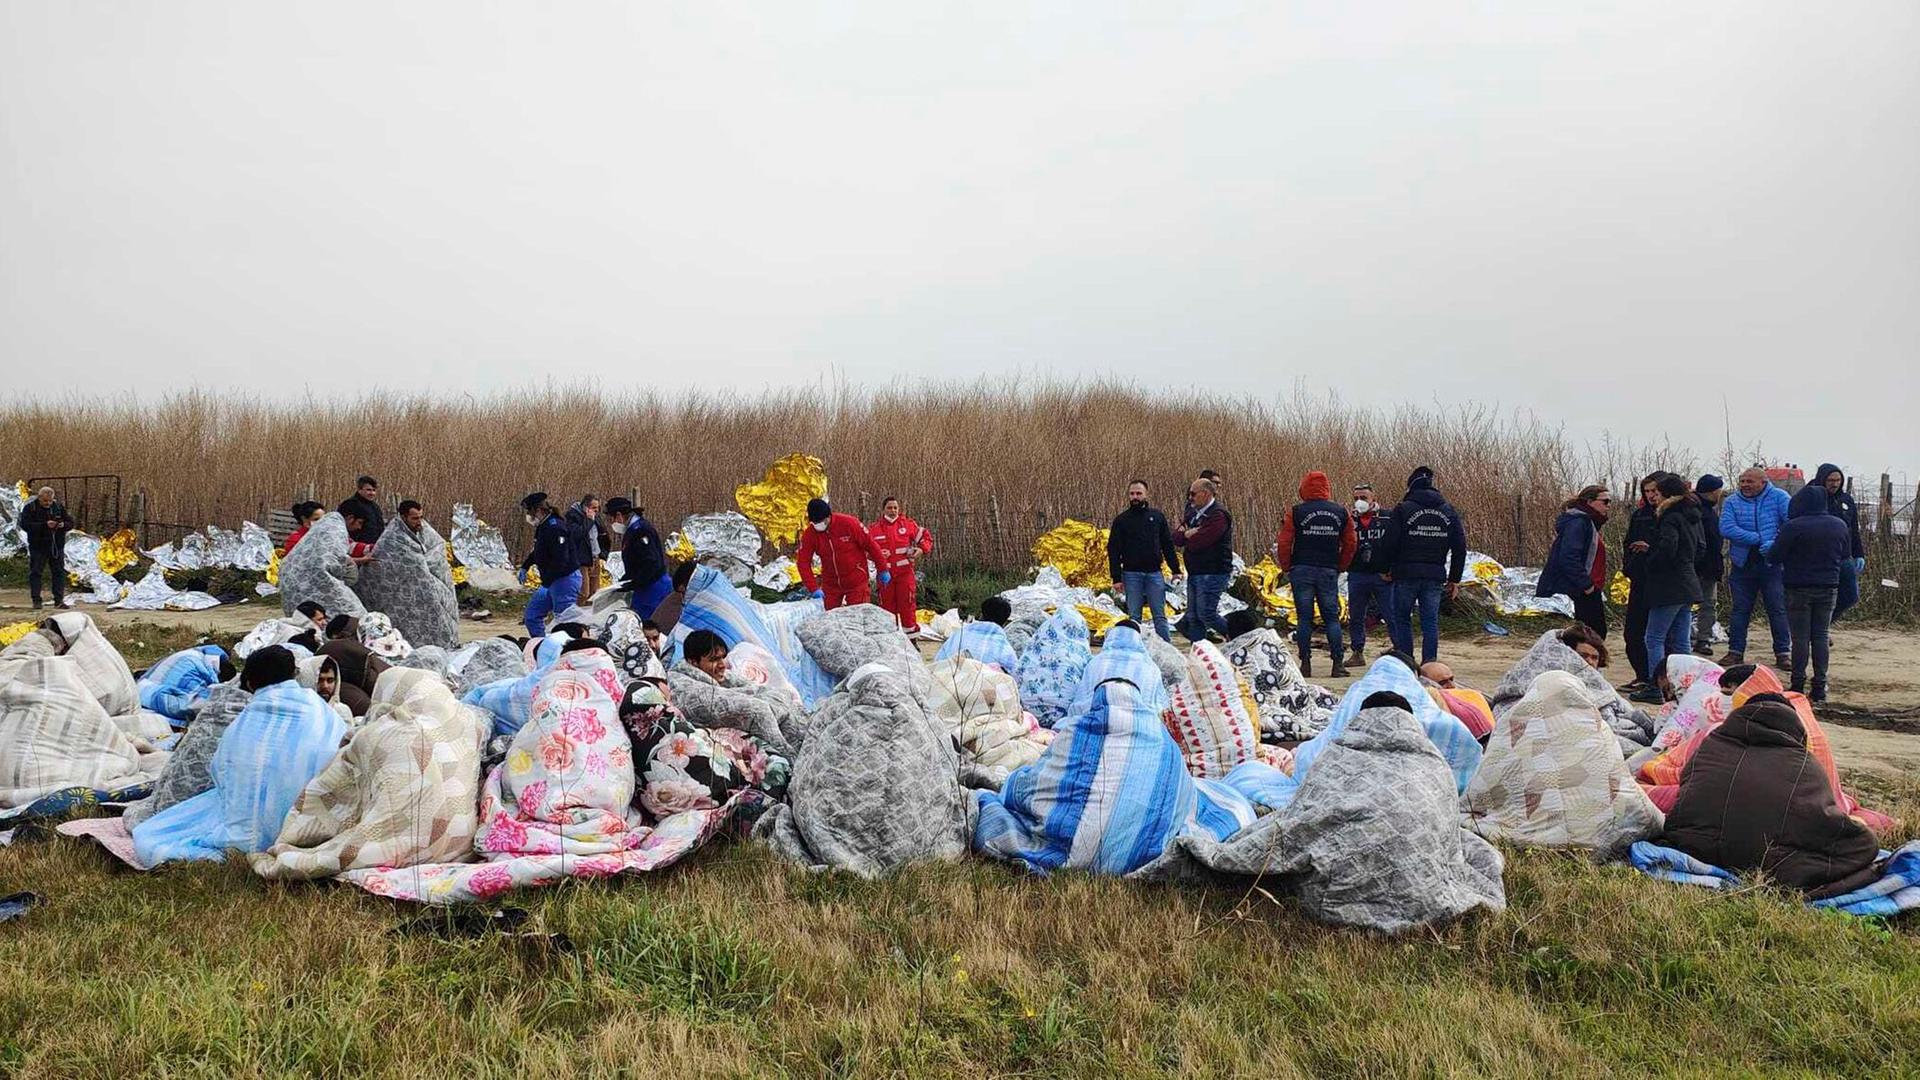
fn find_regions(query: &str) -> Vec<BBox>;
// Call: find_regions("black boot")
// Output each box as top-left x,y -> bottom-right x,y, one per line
1330,644 -> 1350,678
1350,644 -> 1364,666
1809,678 -> 1828,703
1297,643 -> 1312,679
1790,674 -> 1806,694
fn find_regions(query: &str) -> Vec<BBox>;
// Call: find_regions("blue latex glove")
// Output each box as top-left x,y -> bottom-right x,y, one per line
1854,557 -> 1867,574
810,589 -> 825,600
516,567 -> 529,586
878,571 -> 892,585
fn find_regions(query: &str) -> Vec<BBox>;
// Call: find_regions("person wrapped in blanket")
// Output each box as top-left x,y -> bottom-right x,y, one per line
135,645 -> 235,725
933,596 -> 1019,673
616,671 -> 790,831
666,630 -> 800,756
131,646 -> 348,866
1659,690 -> 1880,898
973,656 -> 1285,876
1635,665 -> 1890,834
1415,660 -> 1495,744
316,615 -> 391,717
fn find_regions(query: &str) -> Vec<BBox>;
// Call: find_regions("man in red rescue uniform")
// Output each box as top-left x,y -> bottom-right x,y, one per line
797,497 -> 890,610
869,496 -> 934,632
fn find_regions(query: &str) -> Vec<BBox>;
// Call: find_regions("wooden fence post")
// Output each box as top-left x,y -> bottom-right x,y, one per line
1880,474 -> 1895,546
129,489 -> 147,549
987,492 -> 1004,570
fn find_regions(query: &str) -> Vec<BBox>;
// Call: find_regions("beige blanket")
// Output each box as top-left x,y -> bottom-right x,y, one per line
1463,670 -> 1664,856
252,668 -> 487,880
0,655 -> 167,810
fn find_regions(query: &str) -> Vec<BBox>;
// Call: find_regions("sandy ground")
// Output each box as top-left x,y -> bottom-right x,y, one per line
0,588 -> 517,643
6,586 -> 1917,778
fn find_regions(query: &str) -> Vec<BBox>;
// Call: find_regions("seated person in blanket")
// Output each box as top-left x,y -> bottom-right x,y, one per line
1418,660 -> 1495,743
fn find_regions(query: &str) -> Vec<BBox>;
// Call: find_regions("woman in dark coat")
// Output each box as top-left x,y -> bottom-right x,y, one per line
1664,693 -> 1880,898
1537,484 -> 1613,637
1620,473 -> 1667,690
1633,474 -> 1704,704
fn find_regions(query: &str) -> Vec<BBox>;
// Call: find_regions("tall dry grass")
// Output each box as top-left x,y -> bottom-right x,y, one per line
4,381 -> 1628,566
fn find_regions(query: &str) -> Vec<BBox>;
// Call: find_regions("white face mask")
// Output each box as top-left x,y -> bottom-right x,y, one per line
1353,499 -> 1372,514
884,511 -> 899,521
610,520 -> 627,535
525,513 -> 538,526
812,520 -> 829,532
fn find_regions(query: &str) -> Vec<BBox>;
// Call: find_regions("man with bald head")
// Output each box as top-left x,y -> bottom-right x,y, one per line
1172,477 -> 1234,642
1718,467 -> 1792,667
17,486 -> 71,609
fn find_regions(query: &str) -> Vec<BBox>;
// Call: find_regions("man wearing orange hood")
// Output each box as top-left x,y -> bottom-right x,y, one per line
1276,470 -> 1357,677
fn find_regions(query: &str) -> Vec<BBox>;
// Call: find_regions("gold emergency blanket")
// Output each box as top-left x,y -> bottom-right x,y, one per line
734,453 -> 828,550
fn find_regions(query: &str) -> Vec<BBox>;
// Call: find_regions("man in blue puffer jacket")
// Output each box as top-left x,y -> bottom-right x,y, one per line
1717,468 -> 1791,667
1812,464 -> 1866,619
1769,484 -> 1850,700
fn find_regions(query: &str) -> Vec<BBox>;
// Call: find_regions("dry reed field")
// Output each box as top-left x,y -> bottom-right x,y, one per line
0,382 -> 1590,567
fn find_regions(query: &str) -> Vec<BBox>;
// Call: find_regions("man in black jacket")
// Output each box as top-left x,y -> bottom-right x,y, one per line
1108,480 -> 1181,641
1620,472 -> 1666,689
1378,466 -> 1467,664
1814,464 -> 1866,620
1691,474 -> 1726,656
17,486 -> 72,609
340,476 -> 386,545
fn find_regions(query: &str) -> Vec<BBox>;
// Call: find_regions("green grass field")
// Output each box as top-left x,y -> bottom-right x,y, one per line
4,834 -> 1920,1078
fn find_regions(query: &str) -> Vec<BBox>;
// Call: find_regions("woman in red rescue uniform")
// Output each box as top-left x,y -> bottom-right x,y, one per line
797,497 -> 890,611
870,496 -> 934,631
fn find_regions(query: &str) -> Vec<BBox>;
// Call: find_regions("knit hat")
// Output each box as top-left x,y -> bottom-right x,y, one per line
806,498 -> 831,523
520,491 -> 549,513
1695,474 -> 1724,495
1407,466 -> 1435,490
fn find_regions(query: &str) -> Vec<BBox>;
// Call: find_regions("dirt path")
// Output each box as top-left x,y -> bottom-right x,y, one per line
0,588 -> 516,643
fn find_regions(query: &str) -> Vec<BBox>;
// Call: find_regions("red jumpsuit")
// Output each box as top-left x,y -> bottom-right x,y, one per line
869,514 -> 934,630
796,511 -> 887,610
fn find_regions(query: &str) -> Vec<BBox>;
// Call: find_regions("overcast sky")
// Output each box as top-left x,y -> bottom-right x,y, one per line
3,2 -> 1915,475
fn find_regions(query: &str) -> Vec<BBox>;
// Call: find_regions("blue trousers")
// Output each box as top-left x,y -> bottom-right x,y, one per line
1346,571 -> 1390,652
1121,570 -> 1172,641
1643,603 -> 1694,684
1726,559 -> 1788,657
1177,573 -> 1231,641
1390,578 -> 1445,664
1289,564 -> 1344,662
629,573 -> 672,619
524,568 -> 582,638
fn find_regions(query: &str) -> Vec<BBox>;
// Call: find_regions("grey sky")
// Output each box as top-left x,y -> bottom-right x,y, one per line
3,2 -> 1915,474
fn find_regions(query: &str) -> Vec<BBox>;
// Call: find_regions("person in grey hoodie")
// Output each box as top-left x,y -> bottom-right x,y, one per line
1769,484 -> 1851,701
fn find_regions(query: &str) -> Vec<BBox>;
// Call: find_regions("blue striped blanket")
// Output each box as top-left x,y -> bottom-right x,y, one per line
1068,623 -> 1167,718
1630,841 -> 1920,917
131,681 -> 347,865
973,680 -> 1280,875
1273,657 -> 1482,807
934,621 -> 1019,673
675,566 -> 835,708
135,646 -> 227,725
